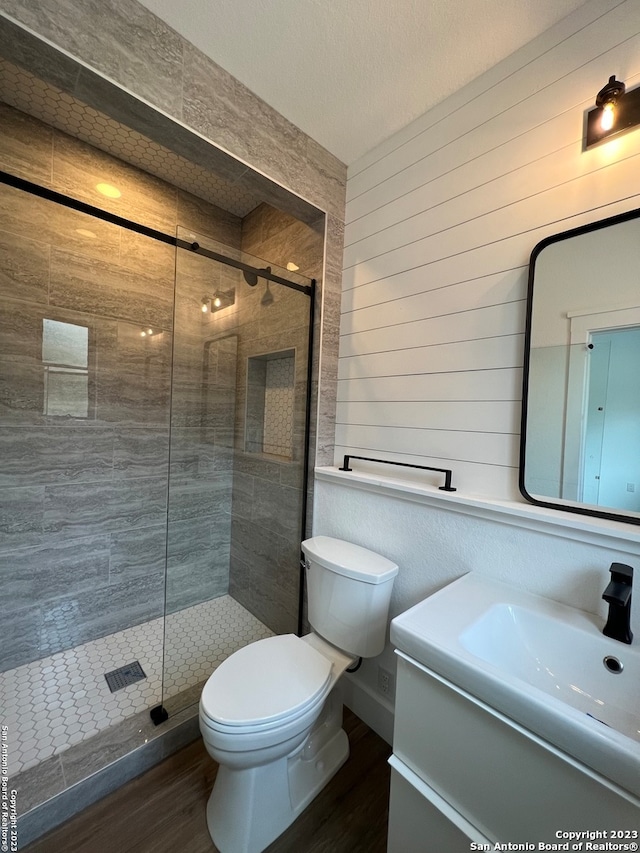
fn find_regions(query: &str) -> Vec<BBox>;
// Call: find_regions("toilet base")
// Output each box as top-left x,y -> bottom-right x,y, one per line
206,701 -> 349,853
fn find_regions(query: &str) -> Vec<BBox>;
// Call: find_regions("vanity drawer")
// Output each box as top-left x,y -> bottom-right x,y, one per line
388,755 -> 491,853
393,653 -> 639,841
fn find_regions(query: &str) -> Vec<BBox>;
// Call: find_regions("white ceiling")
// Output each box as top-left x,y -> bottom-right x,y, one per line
138,0 -> 588,166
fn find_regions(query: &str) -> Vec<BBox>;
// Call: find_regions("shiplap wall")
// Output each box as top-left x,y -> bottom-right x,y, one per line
337,0 -> 640,500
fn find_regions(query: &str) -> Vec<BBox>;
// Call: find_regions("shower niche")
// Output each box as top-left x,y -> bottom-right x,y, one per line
245,349 -> 296,460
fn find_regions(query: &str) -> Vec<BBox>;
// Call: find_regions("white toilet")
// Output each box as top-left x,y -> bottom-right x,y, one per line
199,535 -> 398,853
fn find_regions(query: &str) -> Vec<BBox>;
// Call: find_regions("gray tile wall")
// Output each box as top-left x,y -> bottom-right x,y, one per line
166,246 -> 240,616
0,0 -> 348,662
0,0 -> 345,216
0,0 -> 346,472
228,205 -> 323,634
0,103 -> 242,671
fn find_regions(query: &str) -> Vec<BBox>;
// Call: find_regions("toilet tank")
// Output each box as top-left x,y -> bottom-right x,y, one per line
301,536 -> 398,658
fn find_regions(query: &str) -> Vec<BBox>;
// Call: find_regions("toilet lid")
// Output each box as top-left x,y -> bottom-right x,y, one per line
200,634 -> 333,727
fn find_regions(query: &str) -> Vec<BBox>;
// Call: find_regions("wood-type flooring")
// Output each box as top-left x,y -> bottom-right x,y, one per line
23,709 -> 391,853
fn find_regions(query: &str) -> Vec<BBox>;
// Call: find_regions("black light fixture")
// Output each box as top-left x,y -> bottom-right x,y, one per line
201,288 -> 235,314
585,75 -> 640,148
140,327 -> 161,338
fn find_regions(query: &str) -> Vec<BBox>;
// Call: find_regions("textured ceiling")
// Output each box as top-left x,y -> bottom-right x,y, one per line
137,0 -> 589,165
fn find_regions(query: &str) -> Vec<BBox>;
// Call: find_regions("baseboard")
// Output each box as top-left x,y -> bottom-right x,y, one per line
340,675 -> 395,745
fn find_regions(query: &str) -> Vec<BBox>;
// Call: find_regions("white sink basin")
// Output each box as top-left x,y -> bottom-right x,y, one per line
391,573 -> 640,798
460,601 -> 639,740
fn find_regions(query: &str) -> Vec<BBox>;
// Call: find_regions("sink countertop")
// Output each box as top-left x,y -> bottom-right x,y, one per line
390,573 -> 640,800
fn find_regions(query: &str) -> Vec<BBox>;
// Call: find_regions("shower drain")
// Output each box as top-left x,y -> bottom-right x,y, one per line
104,661 -> 147,692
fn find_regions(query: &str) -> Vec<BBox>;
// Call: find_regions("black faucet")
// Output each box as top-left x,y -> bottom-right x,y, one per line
602,563 -> 633,644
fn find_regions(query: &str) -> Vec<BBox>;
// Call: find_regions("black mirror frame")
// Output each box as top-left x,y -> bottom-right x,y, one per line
519,205 -> 640,526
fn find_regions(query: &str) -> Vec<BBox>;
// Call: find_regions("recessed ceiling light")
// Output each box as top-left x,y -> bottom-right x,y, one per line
96,182 -> 121,199
286,262 -> 299,272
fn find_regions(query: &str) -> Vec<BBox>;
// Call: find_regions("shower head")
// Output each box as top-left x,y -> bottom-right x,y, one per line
261,281 -> 274,306
243,266 -> 271,288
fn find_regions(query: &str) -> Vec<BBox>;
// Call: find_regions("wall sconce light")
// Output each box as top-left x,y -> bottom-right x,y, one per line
201,288 -> 235,314
585,75 -> 640,148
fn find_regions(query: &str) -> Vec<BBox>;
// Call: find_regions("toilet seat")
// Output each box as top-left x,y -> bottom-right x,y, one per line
200,634 -> 333,731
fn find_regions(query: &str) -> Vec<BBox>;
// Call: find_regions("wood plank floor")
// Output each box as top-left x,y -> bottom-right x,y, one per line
24,709 -> 392,853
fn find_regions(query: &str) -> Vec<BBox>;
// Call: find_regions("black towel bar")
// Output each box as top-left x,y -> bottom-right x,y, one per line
338,454 -> 456,492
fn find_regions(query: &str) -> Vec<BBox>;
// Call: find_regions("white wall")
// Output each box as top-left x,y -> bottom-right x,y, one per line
316,0 -> 640,743
337,0 -> 640,500
315,476 -> 640,741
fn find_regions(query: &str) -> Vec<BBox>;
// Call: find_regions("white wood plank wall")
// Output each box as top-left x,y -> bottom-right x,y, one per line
337,0 -> 640,499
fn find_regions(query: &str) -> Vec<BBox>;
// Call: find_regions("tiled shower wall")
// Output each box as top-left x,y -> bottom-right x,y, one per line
228,205 -> 324,634
165,243 -> 240,620
0,0 -> 346,666
0,0 -> 347,477
0,102 -> 242,672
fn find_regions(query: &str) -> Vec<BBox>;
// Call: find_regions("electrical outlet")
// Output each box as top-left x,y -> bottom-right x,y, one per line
377,666 -> 395,698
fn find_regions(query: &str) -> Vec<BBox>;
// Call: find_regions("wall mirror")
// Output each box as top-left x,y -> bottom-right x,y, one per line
520,207 -> 640,525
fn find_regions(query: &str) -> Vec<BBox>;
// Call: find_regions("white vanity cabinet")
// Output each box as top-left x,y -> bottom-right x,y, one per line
387,651 -> 640,851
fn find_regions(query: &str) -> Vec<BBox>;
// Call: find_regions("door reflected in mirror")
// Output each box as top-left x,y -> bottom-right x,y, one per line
520,209 -> 640,524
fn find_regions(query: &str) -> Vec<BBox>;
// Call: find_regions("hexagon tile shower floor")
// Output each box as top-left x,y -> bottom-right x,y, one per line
0,596 -> 273,776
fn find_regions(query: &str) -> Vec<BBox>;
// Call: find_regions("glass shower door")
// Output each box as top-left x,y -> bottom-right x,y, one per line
0,176 -> 174,777
160,227 -> 313,717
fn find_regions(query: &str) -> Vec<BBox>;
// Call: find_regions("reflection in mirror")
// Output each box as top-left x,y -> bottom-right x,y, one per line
520,209 -> 640,524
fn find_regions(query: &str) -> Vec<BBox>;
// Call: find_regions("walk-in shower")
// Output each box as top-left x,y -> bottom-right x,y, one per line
0,98 -> 323,836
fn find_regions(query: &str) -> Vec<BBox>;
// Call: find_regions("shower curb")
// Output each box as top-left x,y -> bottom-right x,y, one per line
16,703 -> 201,848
